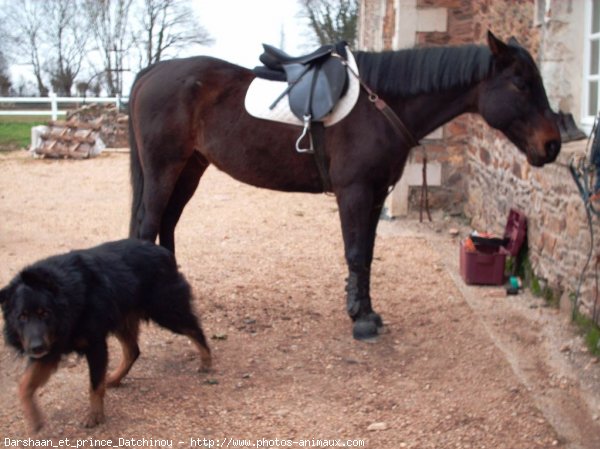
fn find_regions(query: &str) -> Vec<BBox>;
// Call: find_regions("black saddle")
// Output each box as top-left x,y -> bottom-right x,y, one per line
253,42 -> 349,122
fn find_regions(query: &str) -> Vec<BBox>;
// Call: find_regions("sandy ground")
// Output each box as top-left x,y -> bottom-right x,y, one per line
1,149 -> 600,449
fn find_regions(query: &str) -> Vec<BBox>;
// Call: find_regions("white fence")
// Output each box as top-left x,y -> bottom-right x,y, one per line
0,95 -> 128,120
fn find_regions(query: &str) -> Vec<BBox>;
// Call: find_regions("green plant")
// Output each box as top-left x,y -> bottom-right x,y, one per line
513,247 -> 560,306
530,275 -> 541,296
0,118 -> 46,149
516,248 -> 600,355
572,306 -> 600,356
505,255 -> 515,275
585,327 -> 600,355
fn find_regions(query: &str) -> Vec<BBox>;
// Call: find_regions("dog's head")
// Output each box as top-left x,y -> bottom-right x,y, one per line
0,267 -> 62,359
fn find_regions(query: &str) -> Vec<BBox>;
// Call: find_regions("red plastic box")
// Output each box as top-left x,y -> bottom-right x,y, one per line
459,209 -> 527,285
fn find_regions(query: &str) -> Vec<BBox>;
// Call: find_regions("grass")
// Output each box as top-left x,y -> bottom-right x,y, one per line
516,249 -> 600,355
0,116 -> 48,149
572,303 -> 600,356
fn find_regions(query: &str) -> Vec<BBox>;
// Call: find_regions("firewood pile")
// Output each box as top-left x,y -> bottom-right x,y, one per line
66,103 -> 128,148
30,103 -> 128,159
31,119 -> 104,159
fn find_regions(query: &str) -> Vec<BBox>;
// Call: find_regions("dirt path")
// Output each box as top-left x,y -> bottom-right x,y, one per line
0,150 -> 599,448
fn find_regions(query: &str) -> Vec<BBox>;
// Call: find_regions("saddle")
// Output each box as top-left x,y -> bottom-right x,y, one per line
253,42 -> 349,123
251,42 -> 353,192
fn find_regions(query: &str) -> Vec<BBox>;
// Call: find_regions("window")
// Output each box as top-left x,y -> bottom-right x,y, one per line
583,0 -> 600,130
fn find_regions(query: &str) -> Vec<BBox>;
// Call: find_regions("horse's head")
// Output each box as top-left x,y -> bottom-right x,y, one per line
478,31 -> 561,167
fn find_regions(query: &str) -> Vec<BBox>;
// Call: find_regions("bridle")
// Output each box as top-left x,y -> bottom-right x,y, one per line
336,53 -> 420,148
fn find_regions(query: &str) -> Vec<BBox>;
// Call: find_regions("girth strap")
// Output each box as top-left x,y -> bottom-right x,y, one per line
311,122 -> 332,192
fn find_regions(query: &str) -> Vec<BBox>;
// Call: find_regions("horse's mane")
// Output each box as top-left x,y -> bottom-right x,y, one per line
354,45 -> 492,97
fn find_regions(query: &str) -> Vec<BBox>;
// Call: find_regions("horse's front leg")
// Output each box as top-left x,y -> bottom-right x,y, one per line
336,183 -> 386,340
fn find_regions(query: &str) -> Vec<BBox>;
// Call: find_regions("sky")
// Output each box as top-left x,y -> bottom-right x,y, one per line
9,0 -> 313,95
192,0 -> 310,68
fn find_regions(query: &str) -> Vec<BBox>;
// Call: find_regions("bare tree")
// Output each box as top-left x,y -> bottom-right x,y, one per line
299,0 -> 358,46
44,0 -> 89,96
2,0 -> 48,96
0,23 -> 11,95
76,81 -> 90,97
135,0 -> 213,67
0,52 -> 12,95
85,0 -> 134,96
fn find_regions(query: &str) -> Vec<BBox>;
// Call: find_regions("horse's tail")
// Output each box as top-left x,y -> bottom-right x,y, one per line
129,106 -> 143,238
128,64 -> 155,238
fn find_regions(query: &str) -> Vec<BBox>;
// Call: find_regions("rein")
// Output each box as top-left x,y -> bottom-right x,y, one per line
337,54 -> 420,148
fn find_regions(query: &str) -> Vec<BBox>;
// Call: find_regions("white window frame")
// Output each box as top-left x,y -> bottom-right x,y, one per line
582,0 -> 600,133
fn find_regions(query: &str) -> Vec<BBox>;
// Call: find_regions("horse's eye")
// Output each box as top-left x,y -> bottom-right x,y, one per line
512,76 -> 527,91
37,308 -> 48,319
18,312 -> 29,322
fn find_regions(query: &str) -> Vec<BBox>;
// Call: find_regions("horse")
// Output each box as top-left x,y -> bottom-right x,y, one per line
128,31 -> 561,340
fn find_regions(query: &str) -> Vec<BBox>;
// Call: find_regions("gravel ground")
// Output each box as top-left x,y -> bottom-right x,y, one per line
1,150 -> 599,448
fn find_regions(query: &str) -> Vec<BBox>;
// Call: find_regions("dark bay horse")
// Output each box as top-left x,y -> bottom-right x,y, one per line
128,31 -> 560,340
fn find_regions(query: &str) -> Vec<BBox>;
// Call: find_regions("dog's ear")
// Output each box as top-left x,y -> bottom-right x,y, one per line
0,285 -> 10,305
0,280 -> 18,309
20,266 -> 60,295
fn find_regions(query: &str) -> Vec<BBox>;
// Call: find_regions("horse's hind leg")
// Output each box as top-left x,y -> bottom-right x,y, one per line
136,138 -> 199,252
159,152 -> 209,252
138,160 -> 188,249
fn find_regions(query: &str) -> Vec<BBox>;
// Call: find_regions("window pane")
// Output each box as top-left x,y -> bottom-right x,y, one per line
592,40 -> 599,75
589,81 -> 598,117
594,0 -> 600,33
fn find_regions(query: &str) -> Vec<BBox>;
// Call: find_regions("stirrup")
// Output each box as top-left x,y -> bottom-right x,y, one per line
295,115 -> 314,153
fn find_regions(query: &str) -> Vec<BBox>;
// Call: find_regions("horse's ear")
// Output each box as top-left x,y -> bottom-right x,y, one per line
487,31 -> 515,70
507,36 -> 521,47
487,31 -> 510,56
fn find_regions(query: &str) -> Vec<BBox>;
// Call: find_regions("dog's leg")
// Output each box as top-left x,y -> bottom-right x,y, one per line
183,327 -> 212,371
106,318 -> 140,388
83,341 -> 108,428
19,357 -> 59,432
151,312 -> 212,370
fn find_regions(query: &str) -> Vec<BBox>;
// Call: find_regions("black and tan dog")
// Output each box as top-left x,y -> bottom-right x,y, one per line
0,239 -> 211,431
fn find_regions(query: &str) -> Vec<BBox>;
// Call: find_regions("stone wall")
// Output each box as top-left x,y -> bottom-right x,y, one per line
416,0 -> 474,213
465,1 -> 599,322
466,135 -> 599,322
359,0 -> 600,323
359,0 -> 478,215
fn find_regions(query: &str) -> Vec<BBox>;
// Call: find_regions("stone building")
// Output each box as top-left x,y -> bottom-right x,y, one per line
358,0 -> 600,323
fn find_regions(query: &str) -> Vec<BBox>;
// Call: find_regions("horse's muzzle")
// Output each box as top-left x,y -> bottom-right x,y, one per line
545,139 -> 561,163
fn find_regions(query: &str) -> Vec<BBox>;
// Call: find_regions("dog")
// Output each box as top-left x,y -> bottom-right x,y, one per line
0,239 -> 211,431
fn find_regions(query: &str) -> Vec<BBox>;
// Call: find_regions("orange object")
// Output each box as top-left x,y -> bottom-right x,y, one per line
463,237 -> 476,252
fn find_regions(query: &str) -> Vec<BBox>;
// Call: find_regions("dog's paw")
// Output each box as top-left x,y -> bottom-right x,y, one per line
200,352 -> 212,371
82,411 -> 105,428
198,365 -> 212,374
24,406 -> 44,433
105,377 -> 122,388
29,417 -> 44,433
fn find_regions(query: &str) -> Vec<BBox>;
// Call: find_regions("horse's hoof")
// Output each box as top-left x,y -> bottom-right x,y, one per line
367,312 -> 384,329
353,318 -> 379,341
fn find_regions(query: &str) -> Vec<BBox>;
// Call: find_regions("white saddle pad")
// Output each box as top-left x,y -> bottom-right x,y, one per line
244,49 -> 360,127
